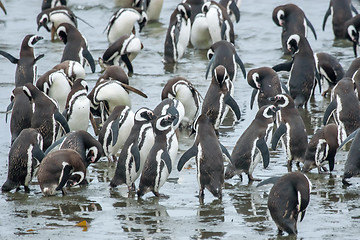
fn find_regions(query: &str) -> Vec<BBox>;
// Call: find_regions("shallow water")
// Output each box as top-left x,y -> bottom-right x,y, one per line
0,0 -> 359,239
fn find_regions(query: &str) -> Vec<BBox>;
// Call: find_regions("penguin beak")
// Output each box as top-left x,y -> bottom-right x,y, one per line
39,20 -> 51,32
5,99 -> 14,123
147,111 -> 156,120
32,36 -> 44,45
167,106 -> 179,126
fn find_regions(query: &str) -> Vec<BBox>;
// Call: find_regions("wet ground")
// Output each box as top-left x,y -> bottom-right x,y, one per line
0,0 -> 360,239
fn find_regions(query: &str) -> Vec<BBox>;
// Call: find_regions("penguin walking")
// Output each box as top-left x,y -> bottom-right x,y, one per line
110,107 -> 156,191
272,3 -> 317,54
323,0 -> 358,38
0,34 -> 44,87
2,128 -> 45,192
98,105 -> 135,161
57,23 -> 96,73
137,113 -> 177,198
178,114 -> 231,200
37,149 -> 86,196
273,34 -> 319,108
269,94 -> 308,171
258,172 -> 312,235
163,3 -> 191,63
225,105 -> 278,182
52,60 -> 85,82
41,0 -> 67,10
247,67 -> 283,109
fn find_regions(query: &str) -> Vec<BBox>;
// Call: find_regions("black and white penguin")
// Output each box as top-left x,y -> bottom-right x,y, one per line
98,105 -> 134,161
190,12 -> 212,50
182,0 -> 206,24
314,52 -> 344,96
137,113 -> 177,197
225,105 -> 278,182
52,60 -> 85,82
163,3 -> 191,64
178,114 -> 231,199
56,23 -> 96,73
219,0 -> 241,24
110,107 -> 156,191
0,34 -> 44,87
323,0 -> 358,38
201,65 -> 241,132
22,83 -> 70,151
2,128 -> 44,192
344,14 -> 360,57
41,0 -> 67,11
273,34 -> 319,108
98,65 -> 129,85
272,3 -> 317,54
206,40 -> 246,83
344,57 -> 360,77
141,0 -> 164,22
247,67 -> 283,109
269,94 -> 308,171
37,149 -> 86,196
99,34 -> 143,76
0,1 -> 6,14
105,8 -> 147,44
258,172 -> 312,235
323,78 -> 360,142
63,78 -> 91,132
161,77 -> 202,127
202,1 -> 235,44
302,123 -> 339,173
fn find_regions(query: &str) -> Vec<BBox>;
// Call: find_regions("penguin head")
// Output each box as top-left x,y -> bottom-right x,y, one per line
213,65 -> 230,88
260,105 -> 279,119
177,3 -> 191,21
155,114 -> 177,132
202,2 -> 211,14
37,12 -> 50,32
346,24 -> 359,57
287,34 -> 300,55
27,35 -> 44,48
56,23 -> 69,44
137,10 -> 147,32
268,94 -> 292,108
272,5 -> 286,27
247,70 -> 261,89
135,107 -> 156,122
86,145 -> 102,165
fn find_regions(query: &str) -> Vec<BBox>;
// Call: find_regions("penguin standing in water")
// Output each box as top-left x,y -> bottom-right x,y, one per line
0,34 -> 44,87
163,3 -> 191,64
178,114 -> 231,200
57,23 -> 96,73
272,3 -> 317,54
2,128 -> 45,192
269,94 -> 308,171
273,34 -> 319,108
110,107 -> 156,191
137,113 -> 177,198
258,172 -> 312,235
225,105 -> 278,182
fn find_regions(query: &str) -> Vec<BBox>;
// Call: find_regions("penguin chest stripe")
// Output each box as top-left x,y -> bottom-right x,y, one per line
215,94 -> 225,128
196,145 -> 203,185
154,150 -> 165,191
315,139 -> 327,166
125,144 -> 135,184
25,145 -> 34,185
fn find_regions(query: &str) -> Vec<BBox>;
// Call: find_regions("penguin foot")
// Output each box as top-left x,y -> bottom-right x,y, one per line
342,178 -> 352,186
248,174 -> 261,182
152,191 -> 169,198
24,186 -> 30,193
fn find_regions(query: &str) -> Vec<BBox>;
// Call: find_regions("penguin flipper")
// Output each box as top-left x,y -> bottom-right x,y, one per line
272,60 -> 293,72
56,164 -> 73,191
281,81 -> 290,94
55,111 -> 70,133
130,144 -> 141,172
315,68 -> 322,93
338,128 -> 359,150
32,144 -> 45,163
161,151 -> 172,174
0,1 -> 6,15
229,0 -> 240,23
271,122 -> 287,150
5,100 -> 14,123
44,136 -> 66,155
256,176 -> 281,187
82,48 -> 96,73
353,41 -> 358,58
0,50 -> 18,64
34,54 -> 45,63
121,54 -> 134,76
205,56 -> 215,80
328,156 -> 335,172
110,118 -> 121,147
177,145 -> 198,171
224,93 -> 241,120
219,143 -> 231,162
120,83 -> 148,98
351,4 -> 358,15
322,7 -> 331,31
305,16 -> 317,40
256,138 -> 270,168
300,210 -> 306,222
323,100 -> 337,125
235,53 -> 246,79
250,88 -> 258,110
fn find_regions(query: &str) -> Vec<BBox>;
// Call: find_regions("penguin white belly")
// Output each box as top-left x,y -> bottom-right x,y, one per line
48,72 -> 71,112
112,110 -> 135,153
146,0 -> 164,21
167,130 -> 179,168
125,143 -> 138,185
176,19 -> 191,60
196,144 -> 203,187
67,96 -> 90,131
154,150 -> 170,192
97,82 -> 131,110
108,13 -> 139,44
206,8 -> 223,43
175,85 -> 199,124
249,139 -> 261,175
138,125 -> 155,173
190,14 -> 212,50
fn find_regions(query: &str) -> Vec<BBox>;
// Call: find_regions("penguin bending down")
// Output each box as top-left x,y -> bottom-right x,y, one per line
37,149 -> 86,196
52,60 -> 85,82
110,107 -> 156,191
225,105 -> 278,182
2,128 -> 44,192
0,34 -> 44,87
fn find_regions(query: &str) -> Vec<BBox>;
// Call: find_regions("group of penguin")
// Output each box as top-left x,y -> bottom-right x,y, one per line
2,0 -> 360,236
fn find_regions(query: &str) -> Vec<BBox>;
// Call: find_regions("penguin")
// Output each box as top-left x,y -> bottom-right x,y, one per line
99,34 -> 143,76
63,78 -> 91,132
323,0 -> 358,38
45,130 -> 104,167
323,78 -> 360,142
2,128 -> 44,192
98,105 -> 135,161
37,6 -> 77,41
161,77 -> 202,127
105,8 -> 147,44
182,0 -> 206,24
202,1 -> 235,44
219,0 -> 241,24
247,67 -> 283,109
177,114 -> 231,199
36,68 -> 72,112
0,34 -> 44,87
225,105 -> 278,182
98,65 -> 129,85
190,13 -> 212,50
22,83 -> 70,151
272,4 -> 317,54
273,34 -> 319,108
269,94 -> 308,171
206,40 -> 246,82
110,107 -> 156,191
137,113 -> 177,198
142,0 -> 164,22
37,149 -> 86,196
302,123 -> 339,173
6,87 -> 33,144
344,57 -> 360,77
0,1 -> 6,14
201,65 -> 241,132
52,60 -> 85,82
258,172 -> 311,235
163,2 -> 191,64
41,0 -> 67,10
56,23 -> 96,73
314,52 -> 345,96
344,14 -> 360,57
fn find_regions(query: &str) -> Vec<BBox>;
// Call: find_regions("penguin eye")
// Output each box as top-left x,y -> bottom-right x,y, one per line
207,49 -> 214,60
